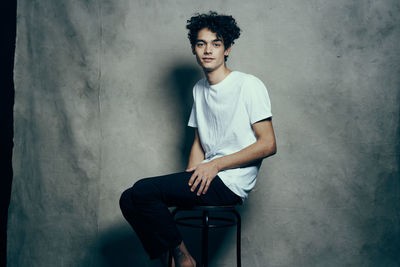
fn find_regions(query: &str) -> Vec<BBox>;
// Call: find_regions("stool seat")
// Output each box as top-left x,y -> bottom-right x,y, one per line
169,205 -> 241,267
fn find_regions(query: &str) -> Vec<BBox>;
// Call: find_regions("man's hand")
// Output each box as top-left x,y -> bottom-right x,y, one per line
186,161 -> 219,196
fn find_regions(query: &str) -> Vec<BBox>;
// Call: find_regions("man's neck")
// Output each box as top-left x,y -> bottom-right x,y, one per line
204,65 -> 232,85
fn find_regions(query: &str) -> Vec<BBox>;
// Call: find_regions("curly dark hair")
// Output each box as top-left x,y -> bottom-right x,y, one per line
186,11 -> 241,61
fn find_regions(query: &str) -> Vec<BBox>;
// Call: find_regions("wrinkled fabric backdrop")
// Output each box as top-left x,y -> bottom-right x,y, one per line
8,0 -> 400,266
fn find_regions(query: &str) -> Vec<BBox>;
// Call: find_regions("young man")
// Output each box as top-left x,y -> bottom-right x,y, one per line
120,11 -> 276,267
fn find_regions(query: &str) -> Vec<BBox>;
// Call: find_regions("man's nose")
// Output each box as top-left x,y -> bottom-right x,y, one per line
205,44 -> 212,54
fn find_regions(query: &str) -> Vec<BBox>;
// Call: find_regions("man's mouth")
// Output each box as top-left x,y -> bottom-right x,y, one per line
203,58 -> 214,62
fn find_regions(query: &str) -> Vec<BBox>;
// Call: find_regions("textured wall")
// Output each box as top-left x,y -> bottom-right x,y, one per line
8,0 -> 400,266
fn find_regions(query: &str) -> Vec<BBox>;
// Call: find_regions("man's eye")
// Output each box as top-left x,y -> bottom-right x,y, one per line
196,43 -> 204,47
214,43 -> 221,47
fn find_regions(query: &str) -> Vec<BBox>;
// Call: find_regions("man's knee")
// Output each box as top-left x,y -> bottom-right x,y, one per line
119,179 -> 153,210
119,187 -> 133,212
130,178 -> 157,203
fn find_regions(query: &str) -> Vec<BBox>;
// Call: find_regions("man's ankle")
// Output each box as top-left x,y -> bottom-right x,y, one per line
172,245 -> 186,260
172,243 -> 196,267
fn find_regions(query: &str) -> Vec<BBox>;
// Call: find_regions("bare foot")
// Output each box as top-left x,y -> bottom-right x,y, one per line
172,242 -> 196,267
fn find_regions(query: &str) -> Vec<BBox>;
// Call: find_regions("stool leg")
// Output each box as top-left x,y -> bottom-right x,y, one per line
168,249 -> 173,267
202,210 -> 209,267
233,210 -> 241,267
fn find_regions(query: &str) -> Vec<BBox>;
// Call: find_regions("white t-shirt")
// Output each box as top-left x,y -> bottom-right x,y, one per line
188,71 -> 272,200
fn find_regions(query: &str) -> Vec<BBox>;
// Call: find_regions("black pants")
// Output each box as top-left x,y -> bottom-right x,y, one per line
119,171 -> 242,259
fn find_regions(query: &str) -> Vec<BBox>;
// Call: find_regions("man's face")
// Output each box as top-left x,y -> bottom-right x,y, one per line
192,28 -> 231,72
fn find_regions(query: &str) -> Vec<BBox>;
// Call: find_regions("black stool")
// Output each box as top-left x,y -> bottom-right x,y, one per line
168,205 -> 241,267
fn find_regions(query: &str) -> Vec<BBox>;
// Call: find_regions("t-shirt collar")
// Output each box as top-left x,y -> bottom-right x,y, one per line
206,71 -> 236,90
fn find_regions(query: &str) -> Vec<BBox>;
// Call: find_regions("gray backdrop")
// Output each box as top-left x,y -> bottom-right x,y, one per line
8,0 -> 400,266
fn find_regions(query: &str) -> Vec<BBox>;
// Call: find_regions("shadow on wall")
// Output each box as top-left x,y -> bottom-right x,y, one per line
98,217 -> 238,267
97,65 -> 241,266
97,225 -> 220,267
99,225 -> 153,267
162,63 -> 202,166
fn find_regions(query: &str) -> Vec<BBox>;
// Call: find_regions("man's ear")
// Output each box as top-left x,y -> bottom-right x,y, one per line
224,46 -> 232,56
192,46 -> 196,55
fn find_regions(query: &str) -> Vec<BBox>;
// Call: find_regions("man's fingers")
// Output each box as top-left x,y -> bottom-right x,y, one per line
197,179 -> 207,196
188,172 -> 197,186
186,167 -> 195,172
202,180 -> 211,195
190,176 -> 201,192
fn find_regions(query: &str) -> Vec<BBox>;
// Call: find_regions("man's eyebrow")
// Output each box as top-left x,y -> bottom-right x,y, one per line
196,38 -> 223,43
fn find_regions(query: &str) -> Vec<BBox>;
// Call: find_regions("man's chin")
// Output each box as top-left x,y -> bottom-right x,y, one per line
202,66 -> 215,72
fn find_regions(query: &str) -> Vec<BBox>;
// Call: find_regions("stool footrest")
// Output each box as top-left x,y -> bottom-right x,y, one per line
175,216 -> 237,228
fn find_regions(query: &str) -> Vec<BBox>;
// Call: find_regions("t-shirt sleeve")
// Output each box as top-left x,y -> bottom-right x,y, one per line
243,75 -> 272,124
187,102 -> 197,128
187,86 -> 198,128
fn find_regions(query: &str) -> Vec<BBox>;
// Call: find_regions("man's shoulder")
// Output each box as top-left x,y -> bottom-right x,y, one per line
194,77 -> 207,86
239,72 -> 266,88
231,71 -> 264,84
238,72 -> 262,82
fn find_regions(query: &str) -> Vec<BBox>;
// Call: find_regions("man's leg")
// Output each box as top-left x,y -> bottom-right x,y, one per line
119,171 -> 241,262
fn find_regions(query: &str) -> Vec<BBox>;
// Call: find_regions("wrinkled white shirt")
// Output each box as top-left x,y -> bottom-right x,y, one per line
188,71 -> 272,200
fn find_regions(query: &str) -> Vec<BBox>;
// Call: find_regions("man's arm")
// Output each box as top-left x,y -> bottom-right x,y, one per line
213,119 -> 276,170
186,129 -> 205,169
187,119 -> 276,196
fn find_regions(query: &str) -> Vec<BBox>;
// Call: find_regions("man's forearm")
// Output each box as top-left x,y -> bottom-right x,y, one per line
187,146 -> 205,169
186,130 -> 205,169
212,138 -> 276,172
